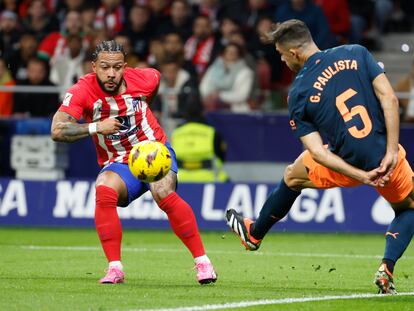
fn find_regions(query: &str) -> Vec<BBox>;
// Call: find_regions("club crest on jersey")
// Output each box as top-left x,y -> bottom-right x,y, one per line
132,96 -> 147,112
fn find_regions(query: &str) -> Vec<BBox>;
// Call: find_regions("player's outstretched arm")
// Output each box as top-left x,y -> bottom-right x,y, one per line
300,131 -> 380,186
51,111 -> 122,143
372,73 -> 400,183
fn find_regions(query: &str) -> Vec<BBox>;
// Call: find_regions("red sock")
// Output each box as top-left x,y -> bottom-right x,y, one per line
159,192 -> 205,258
95,185 -> 122,262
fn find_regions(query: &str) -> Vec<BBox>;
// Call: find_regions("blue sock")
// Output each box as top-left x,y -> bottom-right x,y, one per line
383,209 -> 414,273
251,179 -> 301,239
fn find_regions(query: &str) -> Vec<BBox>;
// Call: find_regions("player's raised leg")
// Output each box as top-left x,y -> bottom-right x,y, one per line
150,171 -> 217,284
374,152 -> 414,294
94,169 -> 129,284
374,191 -> 414,294
226,152 -> 314,250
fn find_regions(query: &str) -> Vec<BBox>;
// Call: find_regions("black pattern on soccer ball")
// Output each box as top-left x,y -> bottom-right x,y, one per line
145,150 -> 158,167
154,168 -> 164,181
138,170 -> 147,181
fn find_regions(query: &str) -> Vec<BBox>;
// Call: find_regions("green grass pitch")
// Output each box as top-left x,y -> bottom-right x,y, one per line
0,228 -> 413,311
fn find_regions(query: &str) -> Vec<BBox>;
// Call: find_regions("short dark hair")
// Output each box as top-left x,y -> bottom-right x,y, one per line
223,42 -> 244,58
266,19 -> 313,48
92,40 -> 126,61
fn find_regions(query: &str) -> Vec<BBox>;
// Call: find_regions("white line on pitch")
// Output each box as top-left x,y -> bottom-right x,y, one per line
12,245 -> 414,260
129,292 -> 414,311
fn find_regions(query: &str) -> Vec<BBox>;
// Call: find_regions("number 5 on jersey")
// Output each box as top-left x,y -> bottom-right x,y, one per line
336,88 -> 372,138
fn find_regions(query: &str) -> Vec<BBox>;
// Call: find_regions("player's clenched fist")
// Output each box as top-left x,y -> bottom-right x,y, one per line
97,118 -> 122,135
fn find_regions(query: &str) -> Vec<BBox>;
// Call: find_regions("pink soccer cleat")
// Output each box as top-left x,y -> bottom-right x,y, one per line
195,262 -> 217,285
99,267 -> 125,284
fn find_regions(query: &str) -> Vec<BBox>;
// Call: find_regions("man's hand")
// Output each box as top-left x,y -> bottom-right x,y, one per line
97,118 -> 122,135
359,168 -> 382,187
375,150 -> 398,187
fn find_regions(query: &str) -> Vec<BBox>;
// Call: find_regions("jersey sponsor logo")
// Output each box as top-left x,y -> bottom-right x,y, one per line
116,116 -> 131,133
106,127 -> 139,140
289,120 -> 297,130
62,93 -> 73,106
105,116 -> 139,140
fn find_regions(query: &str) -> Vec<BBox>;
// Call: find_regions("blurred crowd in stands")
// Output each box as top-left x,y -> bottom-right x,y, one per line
0,0 -> 414,121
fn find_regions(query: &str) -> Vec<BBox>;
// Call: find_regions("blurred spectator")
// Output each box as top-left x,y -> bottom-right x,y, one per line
49,34 -> 85,100
89,30 -> 109,51
246,16 -> 287,109
162,32 -> 197,78
56,0 -> 86,28
348,0 -> 393,49
0,0 -> 19,13
113,35 -> 140,68
21,0 -> 59,42
216,17 -> 241,52
0,57 -> 15,116
247,16 -> 281,74
0,10 -> 21,62
38,10 -> 85,61
224,0 -> 275,35
18,0 -> 57,18
171,103 -> 229,183
94,0 -> 125,37
228,30 -> 256,70
81,52 -> 94,75
274,0 -> 335,49
228,30 -> 262,110
200,43 -> 254,112
155,55 -> 201,120
192,0 -> 225,30
8,33 -> 38,80
157,0 -> 194,41
13,57 -> 59,117
397,0 -> 414,31
184,15 -> 217,78
148,0 -> 170,24
147,38 -> 164,67
314,0 -> 350,44
81,4 -> 97,37
395,61 -> 414,123
373,0 -> 394,35
120,5 -> 152,59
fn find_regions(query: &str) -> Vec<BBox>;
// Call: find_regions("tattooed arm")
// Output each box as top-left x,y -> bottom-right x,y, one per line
51,111 -> 122,143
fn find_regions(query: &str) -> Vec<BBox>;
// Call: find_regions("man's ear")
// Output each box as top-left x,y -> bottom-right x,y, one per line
91,61 -> 97,73
289,48 -> 300,60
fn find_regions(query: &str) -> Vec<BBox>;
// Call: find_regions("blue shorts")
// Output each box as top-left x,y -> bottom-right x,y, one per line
100,142 -> 178,206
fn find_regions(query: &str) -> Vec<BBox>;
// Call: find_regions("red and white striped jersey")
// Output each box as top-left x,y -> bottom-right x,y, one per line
59,67 -> 168,167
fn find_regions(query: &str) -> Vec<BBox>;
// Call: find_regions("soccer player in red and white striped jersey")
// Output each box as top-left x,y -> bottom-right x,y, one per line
51,40 -> 217,285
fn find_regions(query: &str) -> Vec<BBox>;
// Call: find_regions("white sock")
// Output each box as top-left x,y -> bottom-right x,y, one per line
108,261 -> 123,270
194,255 -> 211,264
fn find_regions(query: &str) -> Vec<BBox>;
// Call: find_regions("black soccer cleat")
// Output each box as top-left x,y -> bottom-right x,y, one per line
226,209 -> 262,251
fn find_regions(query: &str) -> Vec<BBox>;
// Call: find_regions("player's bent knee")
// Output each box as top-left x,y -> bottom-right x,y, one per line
284,164 -> 306,191
151,188 -> 174,204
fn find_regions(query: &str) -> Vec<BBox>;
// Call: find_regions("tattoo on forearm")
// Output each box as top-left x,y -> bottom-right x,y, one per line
54,122 -> 89,142
57,122 -> 88,136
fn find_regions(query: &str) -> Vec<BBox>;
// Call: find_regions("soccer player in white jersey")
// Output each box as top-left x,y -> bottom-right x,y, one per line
51,40 -> 217,285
